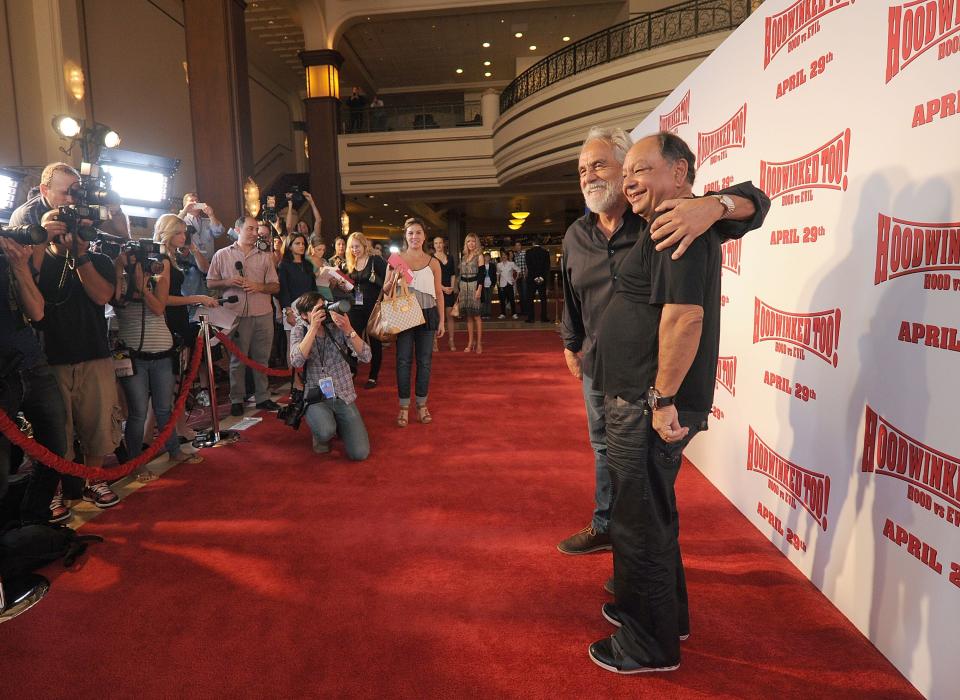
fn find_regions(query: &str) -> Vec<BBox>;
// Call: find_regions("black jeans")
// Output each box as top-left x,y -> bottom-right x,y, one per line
395,324 -> 434,405
526,278 -> 549,321
0,365 -> 69,524
604,395 -> 702,666
348,304 -> 382,381
498,284 -> 515,316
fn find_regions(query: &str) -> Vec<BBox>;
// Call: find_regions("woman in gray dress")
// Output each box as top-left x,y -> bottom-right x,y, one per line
457,233 -> 485,353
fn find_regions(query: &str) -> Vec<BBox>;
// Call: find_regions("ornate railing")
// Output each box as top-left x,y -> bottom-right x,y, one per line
499,0 -> 757,113
339,101 -> 482,134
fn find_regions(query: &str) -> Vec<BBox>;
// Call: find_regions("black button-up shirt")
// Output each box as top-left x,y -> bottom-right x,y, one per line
560,181 -> 771,374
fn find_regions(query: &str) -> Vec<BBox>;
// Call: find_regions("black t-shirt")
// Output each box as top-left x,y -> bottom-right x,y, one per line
35,250 -> 115,365
593,226 -> 721,415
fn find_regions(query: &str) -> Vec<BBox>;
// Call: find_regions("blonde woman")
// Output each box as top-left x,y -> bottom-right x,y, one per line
457,233 -> 485,353
385,217 -> 445,426
345,231 -> 387,388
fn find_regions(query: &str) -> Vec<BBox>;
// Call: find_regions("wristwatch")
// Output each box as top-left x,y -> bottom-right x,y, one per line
646,387 -> 675,411
712,194 -> 735,217
347,331 -> 357,339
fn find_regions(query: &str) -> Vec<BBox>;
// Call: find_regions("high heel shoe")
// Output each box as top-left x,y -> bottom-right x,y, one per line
396,407 -> 409,428
475,342 -> 483,355
417,405 -> 432,424
463,343 -> 474,353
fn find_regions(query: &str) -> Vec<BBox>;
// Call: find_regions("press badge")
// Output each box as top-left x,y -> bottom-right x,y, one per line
354,286 -> 364,306
318,376 -> 336,400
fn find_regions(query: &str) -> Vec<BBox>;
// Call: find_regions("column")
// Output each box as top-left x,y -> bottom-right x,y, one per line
183,0 -> 253,223
300,49 -> 344,246
481,89 -> 500,128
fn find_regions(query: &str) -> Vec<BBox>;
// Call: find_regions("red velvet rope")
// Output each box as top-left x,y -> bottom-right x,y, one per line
0,333 -> 205,481
214,330 -> 290,377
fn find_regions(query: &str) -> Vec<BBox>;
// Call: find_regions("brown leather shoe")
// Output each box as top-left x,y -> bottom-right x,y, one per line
556,525 -> 612,555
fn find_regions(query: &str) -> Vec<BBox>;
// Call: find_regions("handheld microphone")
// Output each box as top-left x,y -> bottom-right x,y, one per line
219,295 -> 239,305
235,260 -> 244,276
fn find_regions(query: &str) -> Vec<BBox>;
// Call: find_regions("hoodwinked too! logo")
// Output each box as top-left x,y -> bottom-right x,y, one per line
748,427 -> 831,530
697,104 -> 747,167
760,129 -> 850,206
764,0 -> 855,68
754,298 -> 841,366
874,213 -> 960,288
659,90 -> 691,133
886,0 -> 960,83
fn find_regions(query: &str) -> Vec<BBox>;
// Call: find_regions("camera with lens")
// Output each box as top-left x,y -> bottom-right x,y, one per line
285,185 -> 304,208
0,224 -> 47,246
97,233 -> 164,275
54,163 -> 119,240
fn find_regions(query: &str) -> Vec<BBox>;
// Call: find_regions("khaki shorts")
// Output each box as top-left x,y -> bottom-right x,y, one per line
51,357 -> 122,461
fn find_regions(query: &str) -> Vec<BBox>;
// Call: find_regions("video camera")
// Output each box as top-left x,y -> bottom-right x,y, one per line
54,163 -> 120,240
261,194 -> 278,225
0,224 -> 47,246
284,185 -> 305,208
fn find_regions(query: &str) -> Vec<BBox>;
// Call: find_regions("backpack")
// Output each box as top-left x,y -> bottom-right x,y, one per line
0,523 -> 103,579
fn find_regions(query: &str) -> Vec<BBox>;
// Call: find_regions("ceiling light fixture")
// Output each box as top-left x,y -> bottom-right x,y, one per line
562,36 -> 571,42
509,219 -> 524,226
529,45 -> 537,51
483,60 -> 491,66
508,224 -> 521,230
456,68 -> 463,74
482,41 -> 490,48
514,32 -> 523,38
484,71 -> 492,77
511,211 -> 530,219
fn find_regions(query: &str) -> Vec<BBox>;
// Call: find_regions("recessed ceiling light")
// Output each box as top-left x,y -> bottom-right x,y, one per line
367,194 -> 375,199
383,203 -> 389,207
484,71 -> 492,77
514,32 -> 523,38
268,19 -> 274,24
456,68 -> 463,74
482,41 -> 490,48
529,45 -> 537,51
562,36 -> 571,42
483,60 -> 491,66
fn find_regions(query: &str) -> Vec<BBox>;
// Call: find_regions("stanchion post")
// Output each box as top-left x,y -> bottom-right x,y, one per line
192,314 -> 237,448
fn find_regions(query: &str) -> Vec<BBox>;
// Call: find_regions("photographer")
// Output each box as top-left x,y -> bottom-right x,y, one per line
112,219 -> 199,472
0,234 -> 67,524
284,190 -> 321,241
176,193 -> 221,305
8,162 -> 128,239
30,204 -> 121,509
289,292 -> 370,460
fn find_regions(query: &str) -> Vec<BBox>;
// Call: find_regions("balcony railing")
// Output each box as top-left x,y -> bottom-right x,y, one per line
339,101 -> 482,134
499,0 -> 757,113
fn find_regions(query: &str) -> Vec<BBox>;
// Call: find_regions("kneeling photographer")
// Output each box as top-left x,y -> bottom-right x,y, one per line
288,292 -> 370,461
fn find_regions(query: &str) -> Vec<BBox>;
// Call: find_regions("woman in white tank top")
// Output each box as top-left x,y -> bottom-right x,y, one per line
384,217 -> 445,427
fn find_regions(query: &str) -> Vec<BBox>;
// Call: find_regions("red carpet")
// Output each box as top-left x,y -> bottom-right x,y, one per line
2,330 -> 918,699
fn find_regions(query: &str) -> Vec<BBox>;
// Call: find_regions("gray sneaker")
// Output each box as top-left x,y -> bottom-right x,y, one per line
556,525 -> 611,555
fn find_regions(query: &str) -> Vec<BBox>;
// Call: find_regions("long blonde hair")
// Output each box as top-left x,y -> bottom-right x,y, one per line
462,233 -> 481,260
153,213 -> 187,269
345,231 -> 373,272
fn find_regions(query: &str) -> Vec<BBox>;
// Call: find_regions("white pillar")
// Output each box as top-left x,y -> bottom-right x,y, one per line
481,89 -> 499,128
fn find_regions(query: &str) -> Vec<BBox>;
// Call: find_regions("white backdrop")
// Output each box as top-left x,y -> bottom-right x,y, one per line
633,2 -> 960,697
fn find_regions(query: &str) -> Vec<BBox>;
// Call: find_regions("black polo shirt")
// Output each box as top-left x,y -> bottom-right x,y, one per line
592,227 -> 721,415
8,194 -> 51,227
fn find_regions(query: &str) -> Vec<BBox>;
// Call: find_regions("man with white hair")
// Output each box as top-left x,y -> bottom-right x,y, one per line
557,126 -> 769,559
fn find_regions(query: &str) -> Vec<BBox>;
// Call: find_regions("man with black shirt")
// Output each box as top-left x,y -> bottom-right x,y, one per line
587,132 -> 769,674
0,236 -> 67,524
30,207 -> 122,509
523,238 -> 551,323
557,127 -> 769,557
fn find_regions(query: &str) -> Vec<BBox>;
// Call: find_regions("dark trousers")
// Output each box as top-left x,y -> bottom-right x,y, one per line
604,395 -> 702,666
348,304 -> 383,381
0,365 -> 68,524
498,284 -> 515,316
516,278 -> 528,316
395,324 -> 434,404
481,285 -> 493,317
526,278 -> 549,322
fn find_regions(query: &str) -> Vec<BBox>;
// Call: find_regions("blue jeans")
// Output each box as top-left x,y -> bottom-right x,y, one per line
120,356 -> 179,458
395,325 -> 434,406
582,372 -> 611,533
305,398 -> 370,461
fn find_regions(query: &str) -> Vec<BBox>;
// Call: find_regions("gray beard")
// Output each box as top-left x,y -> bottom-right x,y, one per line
582,181 -> 623,214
